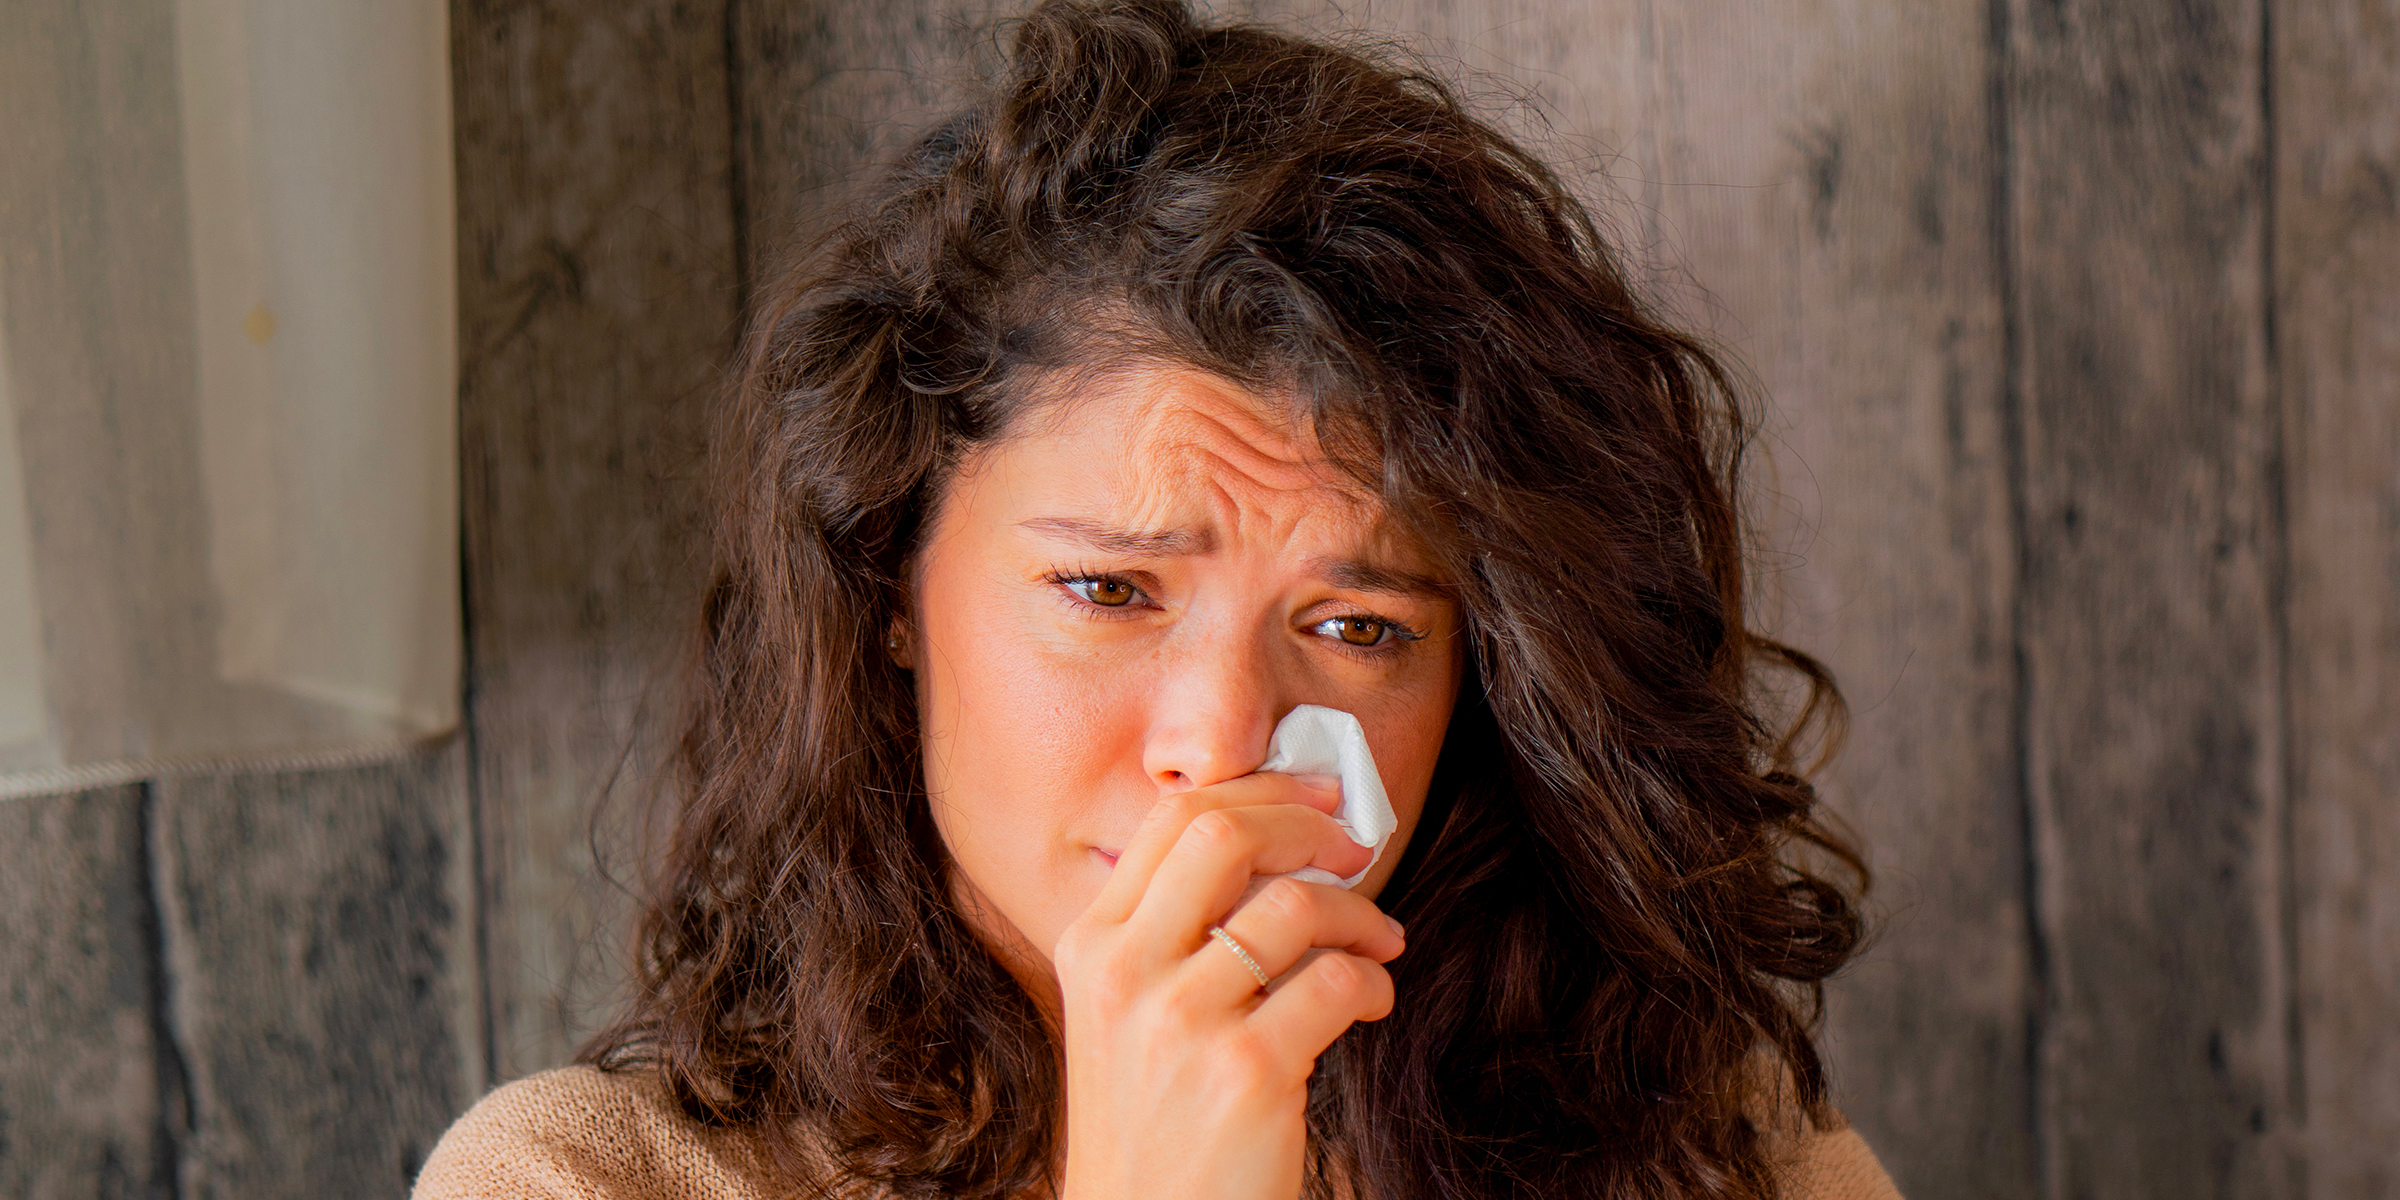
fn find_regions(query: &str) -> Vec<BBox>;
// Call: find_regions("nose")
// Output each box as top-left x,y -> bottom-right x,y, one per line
1140,619 -> 1282,794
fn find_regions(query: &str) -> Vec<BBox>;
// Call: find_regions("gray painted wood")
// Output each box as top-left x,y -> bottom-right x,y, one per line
150,749 -> 472,1199
451,0 -> 741,1080
731,0 -> 1009,273
2007,0 -> 2293,1195
0,786 -> 173,1200
2276,2 -> 2400,1195
1534,5 -> 2036,1194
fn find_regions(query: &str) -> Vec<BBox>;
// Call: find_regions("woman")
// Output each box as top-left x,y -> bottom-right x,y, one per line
417,1 -> 1894,1197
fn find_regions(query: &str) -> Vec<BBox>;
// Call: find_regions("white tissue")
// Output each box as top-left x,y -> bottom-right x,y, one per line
1256,704 -> 1395,890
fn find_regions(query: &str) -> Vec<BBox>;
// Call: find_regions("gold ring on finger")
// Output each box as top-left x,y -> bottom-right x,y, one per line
1206,924 -> 1271,990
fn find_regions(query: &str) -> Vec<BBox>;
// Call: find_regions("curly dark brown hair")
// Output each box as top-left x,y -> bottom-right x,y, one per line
585,2 -> 1867,1198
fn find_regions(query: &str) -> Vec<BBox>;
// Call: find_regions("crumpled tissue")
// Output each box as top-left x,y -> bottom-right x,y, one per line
1255,704 -> 1396,890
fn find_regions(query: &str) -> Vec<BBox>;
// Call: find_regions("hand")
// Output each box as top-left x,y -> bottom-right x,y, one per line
1052,773 -> 1407,1200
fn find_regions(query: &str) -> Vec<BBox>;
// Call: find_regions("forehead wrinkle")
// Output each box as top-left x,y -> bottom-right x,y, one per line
1130,387 -> 1328,482
1132,443 -> 1374,559
1022,362 -> 1393,564
1131,405 -> 1372,526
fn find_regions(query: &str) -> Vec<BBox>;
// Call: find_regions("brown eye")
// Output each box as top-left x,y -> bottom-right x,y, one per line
1069,577 -> 1137,607
1333,616 -> 1386,646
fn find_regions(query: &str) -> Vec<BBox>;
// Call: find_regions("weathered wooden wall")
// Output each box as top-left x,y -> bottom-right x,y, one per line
1,1 -> 2391,1197
2281,1 -> 2400,1190
1,3 -> 478,1197
450,0 -> 736,1084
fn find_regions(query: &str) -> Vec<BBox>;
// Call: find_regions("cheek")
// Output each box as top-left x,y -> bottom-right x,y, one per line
1365,687 -> 1456,823
1348,644 -> 1466,894
916,579 -> 1150,943
922,610 -> 1137,806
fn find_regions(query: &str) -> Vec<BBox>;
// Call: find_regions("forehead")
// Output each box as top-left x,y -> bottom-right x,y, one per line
973,362 -> 1390,544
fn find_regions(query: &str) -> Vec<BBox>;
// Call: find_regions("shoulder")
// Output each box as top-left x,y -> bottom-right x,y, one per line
1774,1119 -> 1905,1200
1741,1050 -> 1906,1200
410,1064 -> 787,1200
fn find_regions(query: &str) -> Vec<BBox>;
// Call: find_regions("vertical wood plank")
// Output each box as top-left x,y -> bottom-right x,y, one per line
451,0 -> 741,1079
731,0 -> 1006,275
1557,3 -> 2034,1192
0,787 -> 173,1199
2007,0 -> 2290,1194
2275,1 -> 2400,1194
152,750 -> 472,1198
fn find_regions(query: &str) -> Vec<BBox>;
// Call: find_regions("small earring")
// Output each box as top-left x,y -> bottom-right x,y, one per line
887,632 -> 904,652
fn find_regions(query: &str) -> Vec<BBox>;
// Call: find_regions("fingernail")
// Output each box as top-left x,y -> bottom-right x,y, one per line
1384,915 -> 1406,940
1294,773 -> 1341,792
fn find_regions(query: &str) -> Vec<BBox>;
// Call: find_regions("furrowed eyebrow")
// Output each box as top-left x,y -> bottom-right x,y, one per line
1016,517 -> 1445,597
1313,557 -> 1450,600
1016,517 -> 1216,556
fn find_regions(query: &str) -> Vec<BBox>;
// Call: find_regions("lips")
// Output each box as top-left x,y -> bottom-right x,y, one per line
1094,848 -> 1121,867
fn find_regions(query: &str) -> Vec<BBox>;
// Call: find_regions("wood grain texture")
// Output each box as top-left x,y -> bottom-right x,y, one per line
451,0 -> 742,1080
731,0 -> 1008,274
150,749 -> 472,1199
2275,2 -> 2400,1195
1537,4 -> 2034,1193
0,786 -> 174,1199
2006,0 -> 2293,1195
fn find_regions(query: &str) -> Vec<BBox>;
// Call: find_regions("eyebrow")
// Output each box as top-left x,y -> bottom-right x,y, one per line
1313,557 -> 1451,600
1016,517 -> 1217,556
1019,517 -> 1447,598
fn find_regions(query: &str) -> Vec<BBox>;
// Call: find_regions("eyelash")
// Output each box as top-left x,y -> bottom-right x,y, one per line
1039,566 -> 1426,658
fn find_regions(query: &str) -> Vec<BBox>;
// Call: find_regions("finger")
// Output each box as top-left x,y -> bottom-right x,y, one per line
1083,772 -> 1341,925
1226,878 -> 1404,969
1128,804 -> 1372,947
1182,879 -> 1402,1006
1247,949 -> 1395,1061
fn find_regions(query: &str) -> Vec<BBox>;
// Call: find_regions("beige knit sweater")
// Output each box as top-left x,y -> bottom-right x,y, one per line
413,1065 -> 1904,1200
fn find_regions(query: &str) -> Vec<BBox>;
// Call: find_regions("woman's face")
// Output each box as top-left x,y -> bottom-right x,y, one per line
908,363 -> 1465,989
